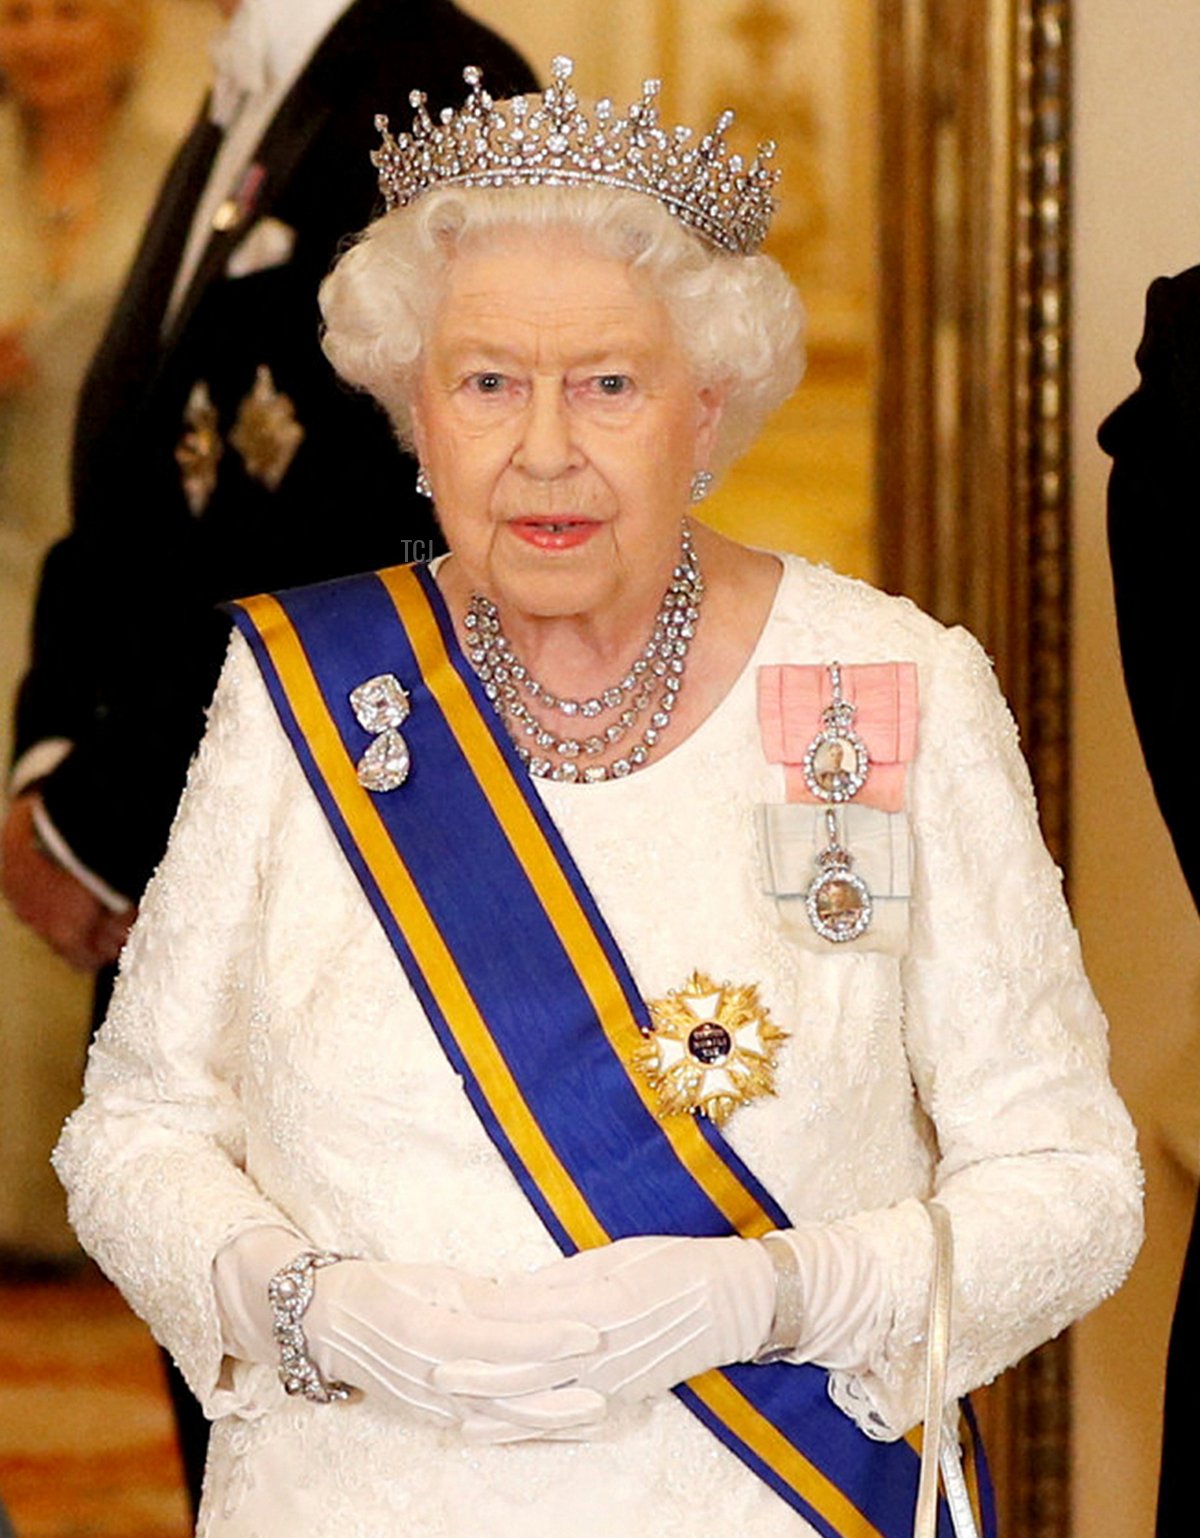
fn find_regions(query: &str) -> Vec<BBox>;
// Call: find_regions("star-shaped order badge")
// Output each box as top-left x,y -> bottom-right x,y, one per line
633,970 -> 788,1126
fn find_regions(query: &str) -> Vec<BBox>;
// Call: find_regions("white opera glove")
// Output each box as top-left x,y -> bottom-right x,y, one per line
214,1225 -> 604,1435
435,1234 -> 777,1410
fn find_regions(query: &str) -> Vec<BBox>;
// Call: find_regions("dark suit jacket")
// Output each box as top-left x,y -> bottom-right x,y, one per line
1100,267 -> 1200,1538
1099,265 -> 1200,910
14,0 -> 535,901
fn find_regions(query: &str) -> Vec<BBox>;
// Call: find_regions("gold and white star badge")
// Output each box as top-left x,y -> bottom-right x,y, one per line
633,970 -> 788,1125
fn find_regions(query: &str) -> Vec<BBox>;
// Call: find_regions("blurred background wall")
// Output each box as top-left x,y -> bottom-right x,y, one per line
1071,1 -> 1200,1532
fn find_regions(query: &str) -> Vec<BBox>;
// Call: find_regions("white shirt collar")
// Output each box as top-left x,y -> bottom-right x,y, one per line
210,0 -> 356,125
258,0 -> 357,88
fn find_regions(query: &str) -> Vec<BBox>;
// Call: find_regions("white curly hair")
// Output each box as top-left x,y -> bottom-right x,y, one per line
319,180 -> 805,473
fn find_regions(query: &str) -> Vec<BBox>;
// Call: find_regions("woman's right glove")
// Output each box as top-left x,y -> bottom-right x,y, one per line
435,1234 -> 777,1408
433,1225 -> 886,1442
214,1225 -> 605,1436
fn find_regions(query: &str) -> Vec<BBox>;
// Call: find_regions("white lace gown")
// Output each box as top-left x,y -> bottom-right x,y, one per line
54,555 -> 1141,1537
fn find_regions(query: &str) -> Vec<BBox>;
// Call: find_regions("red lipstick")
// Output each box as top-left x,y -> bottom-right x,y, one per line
508,518 -> 599,551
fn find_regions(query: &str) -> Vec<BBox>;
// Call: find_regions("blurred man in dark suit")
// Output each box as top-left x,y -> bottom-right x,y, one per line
1,0 -> 533,1511
3,0 -> 532,967
1100,264 -> 1200,1538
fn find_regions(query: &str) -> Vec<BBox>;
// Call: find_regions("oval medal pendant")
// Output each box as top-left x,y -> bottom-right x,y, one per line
802,662 -> 871,802
802,725 -> 870,802
806,805 -> 873,943
806,860 -> 873,943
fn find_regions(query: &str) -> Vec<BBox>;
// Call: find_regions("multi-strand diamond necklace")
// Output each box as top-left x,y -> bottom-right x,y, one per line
464,523 -> 703,783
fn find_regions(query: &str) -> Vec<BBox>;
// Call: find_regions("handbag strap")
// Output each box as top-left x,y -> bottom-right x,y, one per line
913,1200 -> 953,1538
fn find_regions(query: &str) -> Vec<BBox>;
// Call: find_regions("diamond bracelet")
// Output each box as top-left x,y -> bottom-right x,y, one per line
267,1250 -> 355,1404
754,1233 -> 806,1363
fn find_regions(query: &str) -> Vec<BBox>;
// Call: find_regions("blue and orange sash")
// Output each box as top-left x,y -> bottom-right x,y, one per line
227,564 -> 995,1538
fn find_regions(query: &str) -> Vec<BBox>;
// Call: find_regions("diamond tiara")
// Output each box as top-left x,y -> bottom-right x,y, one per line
372,55 -> 779,256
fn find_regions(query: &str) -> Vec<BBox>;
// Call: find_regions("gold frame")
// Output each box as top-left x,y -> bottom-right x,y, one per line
876,1 -> 1072,1532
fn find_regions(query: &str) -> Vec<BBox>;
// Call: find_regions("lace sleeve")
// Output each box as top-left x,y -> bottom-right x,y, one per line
53,634 -> 299,1421
829,626 -> 1142,1436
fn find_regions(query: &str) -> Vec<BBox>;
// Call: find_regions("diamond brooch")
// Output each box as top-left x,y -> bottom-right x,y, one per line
350,673 -> 411,792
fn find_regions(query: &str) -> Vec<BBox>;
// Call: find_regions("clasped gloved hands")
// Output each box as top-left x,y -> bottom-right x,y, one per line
299,1259 -> 616,1436
433,1234 -> 779,1442
214,1226 -> 607,1440
217,1228 -> 780,1446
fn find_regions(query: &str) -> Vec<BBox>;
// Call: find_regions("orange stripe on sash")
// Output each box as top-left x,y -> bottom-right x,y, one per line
237,591 -> 608,1249
378,565 -> 776,1244
233,577 -> 916,1538
692,1371 -> 885,1537
904,1410 -> 989,1533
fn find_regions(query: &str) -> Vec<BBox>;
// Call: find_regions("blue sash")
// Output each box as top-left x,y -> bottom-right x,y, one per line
227,564 -> 995,1538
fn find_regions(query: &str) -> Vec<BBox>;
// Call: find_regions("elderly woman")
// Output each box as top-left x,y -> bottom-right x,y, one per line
55,58 -> 1140,1538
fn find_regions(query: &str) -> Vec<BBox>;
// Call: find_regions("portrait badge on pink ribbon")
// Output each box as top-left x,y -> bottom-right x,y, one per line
757,662 -> 919,810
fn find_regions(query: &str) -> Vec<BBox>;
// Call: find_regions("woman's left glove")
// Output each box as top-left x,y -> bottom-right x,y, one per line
213,1225 -> 604,1437
435,1234 -> 777,1408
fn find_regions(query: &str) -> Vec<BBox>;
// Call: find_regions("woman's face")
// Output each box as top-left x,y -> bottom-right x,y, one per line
0,1 -> 131,116
410,227 -> 723,626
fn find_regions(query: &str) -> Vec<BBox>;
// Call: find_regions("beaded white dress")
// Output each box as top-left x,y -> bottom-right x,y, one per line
54,554 -> 1141,1537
